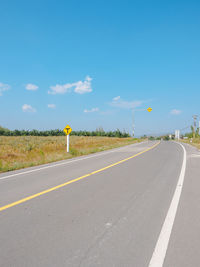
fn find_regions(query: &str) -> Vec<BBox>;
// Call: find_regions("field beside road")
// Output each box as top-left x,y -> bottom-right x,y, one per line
0,136 -> 141,173
181,137 -> 200,150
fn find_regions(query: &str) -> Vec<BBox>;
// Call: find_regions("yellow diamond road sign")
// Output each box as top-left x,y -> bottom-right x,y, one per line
147,107 -> 152,112
63,125 -> 72,135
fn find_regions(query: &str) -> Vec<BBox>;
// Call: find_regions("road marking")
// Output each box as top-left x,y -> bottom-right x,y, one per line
0,141 -> 160,212
148,142 -> 186,267
190,154 -> 200,158
0,141 -> 148,181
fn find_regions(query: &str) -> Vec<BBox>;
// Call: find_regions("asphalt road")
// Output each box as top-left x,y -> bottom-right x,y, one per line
0,140 -> 199,267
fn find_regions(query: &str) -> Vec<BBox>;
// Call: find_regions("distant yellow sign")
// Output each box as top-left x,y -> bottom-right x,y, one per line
63,125 -> 72,135
147,107 -> 152,112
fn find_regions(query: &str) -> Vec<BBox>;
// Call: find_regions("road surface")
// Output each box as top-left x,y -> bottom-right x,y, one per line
0,141 -> 200,266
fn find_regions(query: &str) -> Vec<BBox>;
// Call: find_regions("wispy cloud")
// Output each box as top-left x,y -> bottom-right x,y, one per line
48,104 -> 56,109
100,110 -> 114,115
170,109 -> 182,115
48,84 -> 72,95
110,96 -> 143,109
0,82 -> 10,96
22,104 -> 36,113
48,76 -> 92,95
113,96 -> 120,101
25,83 -> 38,91
84,107 -> 99,113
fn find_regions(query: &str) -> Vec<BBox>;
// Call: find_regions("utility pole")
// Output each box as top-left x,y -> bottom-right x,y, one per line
192,115 -> 198,139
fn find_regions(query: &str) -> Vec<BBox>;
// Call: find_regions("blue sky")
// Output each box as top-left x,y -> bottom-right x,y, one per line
0,0 -> 200,136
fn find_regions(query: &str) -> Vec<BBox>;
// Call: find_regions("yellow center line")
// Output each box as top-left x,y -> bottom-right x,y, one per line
0,141 -> 160,212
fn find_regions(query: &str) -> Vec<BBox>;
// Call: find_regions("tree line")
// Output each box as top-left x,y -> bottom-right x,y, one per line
0,126 -> 130,138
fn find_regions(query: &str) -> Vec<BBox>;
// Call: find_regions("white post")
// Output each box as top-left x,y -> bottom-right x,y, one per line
177,130 -> 180,140
175,130 -> 180,140
67,134 -> 69,152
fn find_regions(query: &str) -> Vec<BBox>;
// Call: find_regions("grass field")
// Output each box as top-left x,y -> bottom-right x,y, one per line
181,137 -> 200,150
0,136 -> 141,173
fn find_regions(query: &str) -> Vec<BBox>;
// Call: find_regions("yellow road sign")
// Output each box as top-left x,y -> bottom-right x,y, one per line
147,107 -> 152,112
63,125 -> 72,135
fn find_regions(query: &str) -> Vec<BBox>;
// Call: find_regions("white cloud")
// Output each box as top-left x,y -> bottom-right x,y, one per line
48,76 -> 92,95
22,104 -> 36,113
170,109 -> 182,115
113,96 -> 120,101
74,76 -> 92,94
48,84 -> 72,94
0,82 -> 10,96
26,83 -> 38,91
48,104 -> 56,109
110,97 -> 143,109
84,107 -> 99,113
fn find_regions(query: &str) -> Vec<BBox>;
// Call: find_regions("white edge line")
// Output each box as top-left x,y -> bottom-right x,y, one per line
0,141 -> 148,181
148,142 -> 186,267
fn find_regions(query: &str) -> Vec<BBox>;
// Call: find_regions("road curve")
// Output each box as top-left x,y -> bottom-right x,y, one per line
0,141 -> 199,267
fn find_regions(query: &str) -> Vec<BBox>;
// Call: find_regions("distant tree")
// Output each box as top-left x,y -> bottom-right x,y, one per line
0,126 -> 130,138
163,135 -> 170,141
141,135 -> 147,139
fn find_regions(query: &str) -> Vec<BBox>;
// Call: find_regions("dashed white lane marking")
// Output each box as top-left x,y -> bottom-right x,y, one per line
0,141 -> 148,181
148,142 -> 187,267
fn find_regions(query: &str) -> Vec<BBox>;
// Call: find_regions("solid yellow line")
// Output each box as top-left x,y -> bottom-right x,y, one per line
0,141 -> 160,212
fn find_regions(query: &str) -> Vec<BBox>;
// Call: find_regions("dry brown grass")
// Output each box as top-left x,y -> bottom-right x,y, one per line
0,136 -> 141,173
181,138 -> 200,150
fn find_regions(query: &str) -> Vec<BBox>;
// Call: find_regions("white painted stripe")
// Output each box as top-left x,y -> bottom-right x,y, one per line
0,141 -> 148,181
190,154 -> 200,158
148,142 -> 186,267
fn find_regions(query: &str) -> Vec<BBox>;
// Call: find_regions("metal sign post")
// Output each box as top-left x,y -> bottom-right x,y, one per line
67,134 -> 69,152
63,124 -> 72,153
131,107 -> 152,137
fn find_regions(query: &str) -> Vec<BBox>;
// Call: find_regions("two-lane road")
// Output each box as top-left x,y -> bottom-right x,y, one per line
0,141 -> 199,266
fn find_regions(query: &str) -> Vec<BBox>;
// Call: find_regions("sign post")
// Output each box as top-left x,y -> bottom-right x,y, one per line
67,134 -> 69,152
132,107 -> 152,137
63,125 -> 72,153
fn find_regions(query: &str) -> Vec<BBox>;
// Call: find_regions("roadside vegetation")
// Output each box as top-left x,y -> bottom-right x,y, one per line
0,126 -> 130,138
181,137 -> 200,150
0,135 -> 141,173
180,127 -> 200,150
